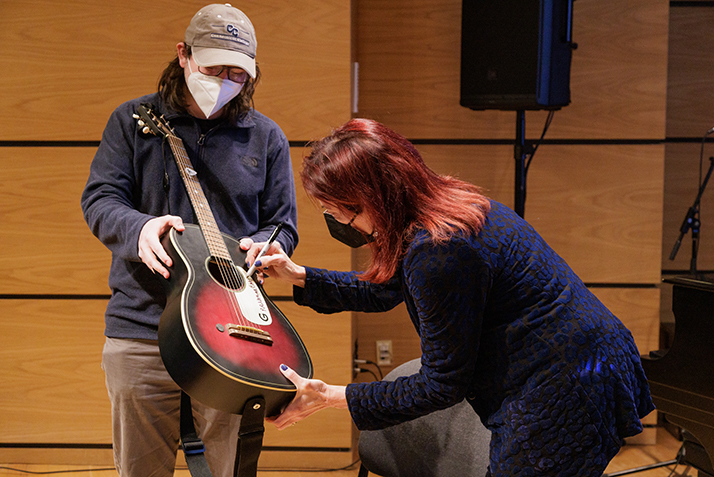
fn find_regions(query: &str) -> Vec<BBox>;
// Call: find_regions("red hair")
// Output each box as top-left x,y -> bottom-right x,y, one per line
302,119 -> 491,283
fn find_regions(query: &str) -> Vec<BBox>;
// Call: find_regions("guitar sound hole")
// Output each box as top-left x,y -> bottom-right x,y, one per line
206,257 -> 245,290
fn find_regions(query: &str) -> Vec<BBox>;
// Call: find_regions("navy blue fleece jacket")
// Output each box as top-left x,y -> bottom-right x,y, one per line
81,93 -> 298,339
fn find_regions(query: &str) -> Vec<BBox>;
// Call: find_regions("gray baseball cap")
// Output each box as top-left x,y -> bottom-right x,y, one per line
185,3 -> 257,78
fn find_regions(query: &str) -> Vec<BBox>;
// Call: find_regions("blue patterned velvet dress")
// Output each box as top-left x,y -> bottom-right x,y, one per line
294,200 -> 654,476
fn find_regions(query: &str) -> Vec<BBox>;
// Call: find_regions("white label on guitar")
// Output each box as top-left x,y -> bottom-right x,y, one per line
235,279 -> 272,325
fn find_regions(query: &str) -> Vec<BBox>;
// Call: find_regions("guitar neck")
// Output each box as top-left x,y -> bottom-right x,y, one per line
165,134 -> 232,262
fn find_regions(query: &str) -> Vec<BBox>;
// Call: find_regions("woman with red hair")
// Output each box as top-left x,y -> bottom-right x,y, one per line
250,118 -> 654,476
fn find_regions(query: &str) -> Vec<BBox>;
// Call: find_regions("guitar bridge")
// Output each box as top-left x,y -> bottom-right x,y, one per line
226,324 -> 273,346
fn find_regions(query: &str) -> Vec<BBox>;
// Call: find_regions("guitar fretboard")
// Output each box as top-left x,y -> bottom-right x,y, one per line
166,135 -> 232,263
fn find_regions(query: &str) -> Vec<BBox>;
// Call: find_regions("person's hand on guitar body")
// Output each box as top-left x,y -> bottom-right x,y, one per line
266,364 -> 347,430
138,215 -> 185,279
243,243 -> 342,430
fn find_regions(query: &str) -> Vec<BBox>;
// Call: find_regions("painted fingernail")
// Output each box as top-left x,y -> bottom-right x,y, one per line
280,364 -> 288,371
255,260 -> 262,267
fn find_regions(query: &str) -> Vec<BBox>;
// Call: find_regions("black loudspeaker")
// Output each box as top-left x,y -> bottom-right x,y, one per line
460,0 -> 575,111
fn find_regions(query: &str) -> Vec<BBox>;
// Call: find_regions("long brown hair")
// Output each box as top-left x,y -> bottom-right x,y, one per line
302,118 -> 491,283
157,44 -> 261,121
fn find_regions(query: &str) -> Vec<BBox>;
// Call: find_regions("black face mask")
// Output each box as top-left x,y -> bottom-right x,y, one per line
323,211 -> 373,248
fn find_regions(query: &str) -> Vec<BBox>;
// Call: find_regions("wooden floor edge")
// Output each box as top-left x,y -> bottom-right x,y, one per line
0,446 -> 358,469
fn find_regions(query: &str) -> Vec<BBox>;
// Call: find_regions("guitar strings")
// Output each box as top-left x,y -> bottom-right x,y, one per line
168,137 -> 244,292
174,137 -> 250,329
168,135 -> 261,331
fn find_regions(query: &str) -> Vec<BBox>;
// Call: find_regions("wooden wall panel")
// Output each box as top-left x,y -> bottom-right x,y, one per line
525,145 -> 664,284
559,0 -> 668,140
355,0 -> 668,140
663,5 -> 714,273
0,0 -> 350,141
666,6 -> 714,138
0,146 -> 348,296
245,2 -> 352,141
0,147 -> 110,295
416,144 -> 665,284
0,299 -> 111,443
416,145 -> 515,205
0,300 -> 351,448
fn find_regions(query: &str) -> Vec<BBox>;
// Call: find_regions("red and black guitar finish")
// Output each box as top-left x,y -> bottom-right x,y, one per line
136,104 -> 312,417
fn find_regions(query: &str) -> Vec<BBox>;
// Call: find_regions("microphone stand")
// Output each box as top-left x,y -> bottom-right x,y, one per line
669,156 -> 714,279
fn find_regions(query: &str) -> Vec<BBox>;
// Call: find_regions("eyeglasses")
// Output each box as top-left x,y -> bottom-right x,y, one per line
197,65 -> 249,84
321,205 -> 357,223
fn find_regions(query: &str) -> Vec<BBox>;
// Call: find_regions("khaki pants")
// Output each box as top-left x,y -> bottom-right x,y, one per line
102,337 -> 242,477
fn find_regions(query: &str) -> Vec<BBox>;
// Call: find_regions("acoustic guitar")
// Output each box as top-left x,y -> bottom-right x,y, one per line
135,104 -> 312,417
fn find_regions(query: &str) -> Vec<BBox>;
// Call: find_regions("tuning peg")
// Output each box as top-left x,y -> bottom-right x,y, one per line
142,126 -> 151,134
132,114 -> 140,119
138,120 -> 145,127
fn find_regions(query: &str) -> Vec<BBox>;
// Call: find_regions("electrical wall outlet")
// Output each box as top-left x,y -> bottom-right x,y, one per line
376,340 -> 393,366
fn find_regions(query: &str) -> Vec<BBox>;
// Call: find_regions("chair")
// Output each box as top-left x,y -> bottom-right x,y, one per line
357,358 -> 492,477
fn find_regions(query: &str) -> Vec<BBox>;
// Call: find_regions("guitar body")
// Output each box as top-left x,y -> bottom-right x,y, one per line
158,224 -> 312,417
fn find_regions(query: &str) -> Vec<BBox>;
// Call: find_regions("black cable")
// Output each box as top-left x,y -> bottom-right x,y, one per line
696,127 -> 711,233
354,359 -> 384,380
355,367 -> 380,381
366,359 -> 384,380
664,442 -> 686,477
0,459 -> 363,475
360,359 -> 384,380
257,458 -> 362,472
520,110 -> 555,205
0,466 -> 116,475
525,110 -> 555,175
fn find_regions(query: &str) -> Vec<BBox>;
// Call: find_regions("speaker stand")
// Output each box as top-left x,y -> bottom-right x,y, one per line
514,110 -> 533,218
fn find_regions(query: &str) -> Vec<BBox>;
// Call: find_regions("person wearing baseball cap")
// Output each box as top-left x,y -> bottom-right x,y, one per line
176,3 -> 258,119
185,3 -> 257,78
81,4 -> 299,477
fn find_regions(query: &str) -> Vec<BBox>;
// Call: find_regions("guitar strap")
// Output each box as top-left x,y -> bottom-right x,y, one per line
180,391 -> 267,477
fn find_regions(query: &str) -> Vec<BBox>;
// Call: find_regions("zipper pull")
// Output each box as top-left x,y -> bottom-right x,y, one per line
197,134 -> 206,146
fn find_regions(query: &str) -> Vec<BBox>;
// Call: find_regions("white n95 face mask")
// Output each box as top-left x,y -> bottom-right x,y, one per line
186,61 -> 244,118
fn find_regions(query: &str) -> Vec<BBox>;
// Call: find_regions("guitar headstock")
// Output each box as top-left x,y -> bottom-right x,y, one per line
134,104 -> 173,138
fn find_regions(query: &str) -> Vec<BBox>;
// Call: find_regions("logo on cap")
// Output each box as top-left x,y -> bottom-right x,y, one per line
208,24 -> 251,48
227,24 -> 241,38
